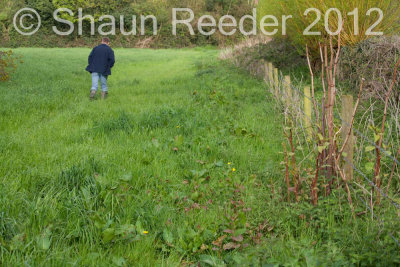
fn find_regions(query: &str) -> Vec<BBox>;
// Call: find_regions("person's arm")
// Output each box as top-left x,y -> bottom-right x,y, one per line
88,48 -> 95,65
109,49 -> 115,68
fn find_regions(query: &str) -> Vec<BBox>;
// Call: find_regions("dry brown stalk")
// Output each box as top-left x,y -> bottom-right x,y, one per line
325,36 -> 339,192
336,79 -> 365,162
333,154 -> 355,219
306,45 -> 320,126
283,142 -> 291,202
311,153 -> 322,205
289,129 -> 299,202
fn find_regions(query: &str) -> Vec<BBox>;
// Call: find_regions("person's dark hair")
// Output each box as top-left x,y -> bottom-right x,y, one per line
102,37 -> 110,44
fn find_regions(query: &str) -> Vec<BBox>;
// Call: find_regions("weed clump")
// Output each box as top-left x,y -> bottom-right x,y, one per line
137,107 -> 188,130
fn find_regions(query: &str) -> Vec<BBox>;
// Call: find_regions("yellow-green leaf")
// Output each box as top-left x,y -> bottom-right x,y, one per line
365,146 -> 375,152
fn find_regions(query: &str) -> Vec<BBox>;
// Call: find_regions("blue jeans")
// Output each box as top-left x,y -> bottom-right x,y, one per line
91,73 -> 108,92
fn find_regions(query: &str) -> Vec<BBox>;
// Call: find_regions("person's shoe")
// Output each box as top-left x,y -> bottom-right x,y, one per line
90,90 -> 96,100
101,91 -> 108,100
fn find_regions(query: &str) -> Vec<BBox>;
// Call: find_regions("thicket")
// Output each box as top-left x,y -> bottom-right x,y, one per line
340,36 -> 400,100
0,0 -> 256,48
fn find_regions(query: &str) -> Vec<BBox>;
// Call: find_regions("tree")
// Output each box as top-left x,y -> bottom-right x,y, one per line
52,0 -> 131,23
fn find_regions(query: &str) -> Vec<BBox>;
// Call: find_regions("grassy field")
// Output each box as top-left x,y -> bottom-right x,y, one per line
0,48 -> 399,266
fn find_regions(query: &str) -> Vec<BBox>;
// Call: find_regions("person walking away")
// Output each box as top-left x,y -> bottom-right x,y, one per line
86,37 -> 115,100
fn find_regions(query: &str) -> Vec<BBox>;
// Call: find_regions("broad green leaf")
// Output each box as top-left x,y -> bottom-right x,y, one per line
120,174 -> 132,182
214,161 -> 223,167
234,228 -> 247,236
374,134 -> 381,143
365,162 -> 375,173
198,169 -> 208,177
112,256 -> 126,267
174,135 -> 184,146
10,233 -> 25,251
135,221 -> 144,234
191,191 -> 200,201
102,228 -> 115,243
199,254 -> 225,266
115,224 -> 135,237
36,229 -> 51,251
163,229 -> 174,244
91,214 -> 106,229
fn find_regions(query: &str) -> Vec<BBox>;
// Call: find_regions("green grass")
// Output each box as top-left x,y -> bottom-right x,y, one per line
0,48 -> 399,266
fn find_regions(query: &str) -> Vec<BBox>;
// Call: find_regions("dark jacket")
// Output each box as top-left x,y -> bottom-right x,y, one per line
86,44 -> 115,76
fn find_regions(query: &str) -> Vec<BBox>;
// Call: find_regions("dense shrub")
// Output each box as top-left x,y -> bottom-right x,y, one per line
220,36 -> 307,77
340,36 -> 400,100
256,38 -> 306,69
0,0 -> 255,48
